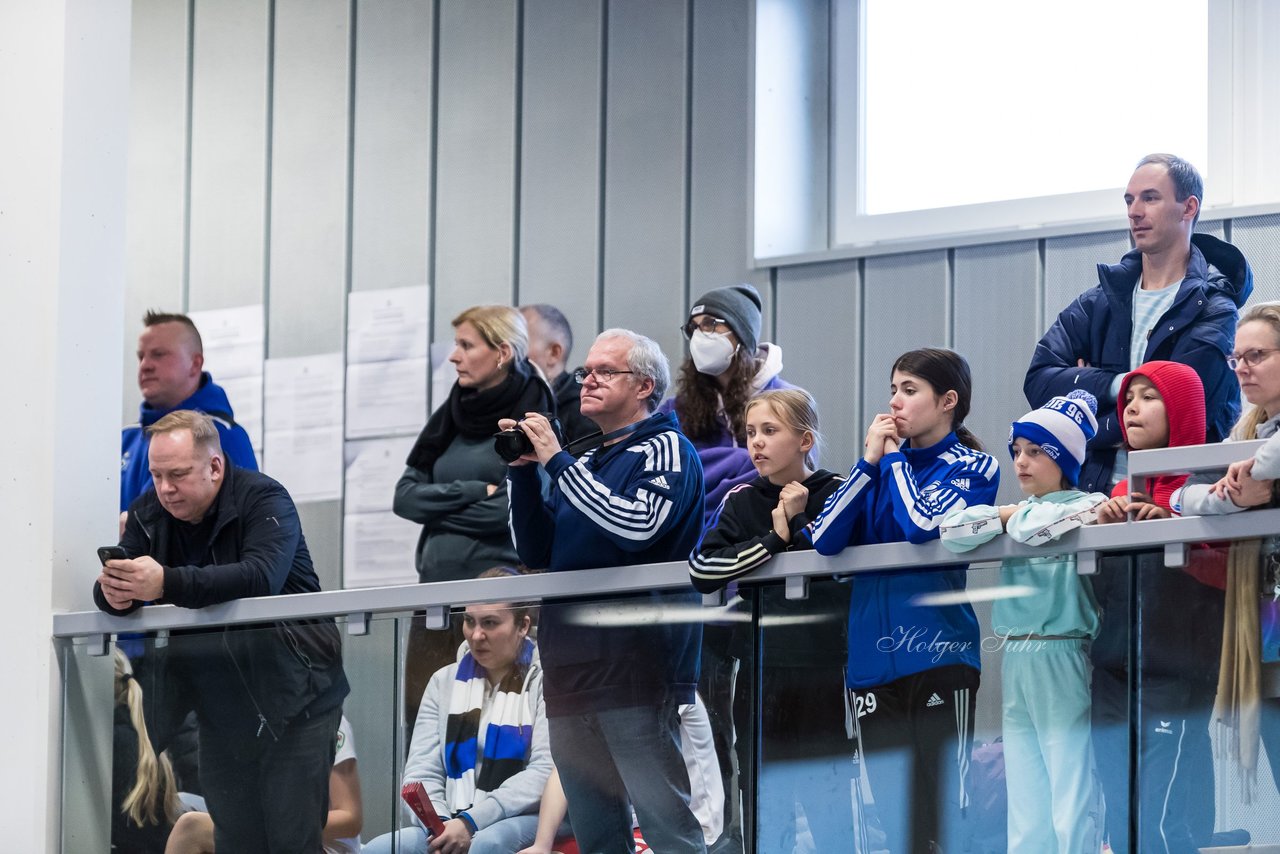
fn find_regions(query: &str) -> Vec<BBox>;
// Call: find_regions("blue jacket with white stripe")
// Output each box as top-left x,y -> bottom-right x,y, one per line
507,410 -> 705,716
809,433 -> 999,689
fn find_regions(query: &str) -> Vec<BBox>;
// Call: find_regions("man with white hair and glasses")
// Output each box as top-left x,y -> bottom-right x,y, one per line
502,328 -> 709,854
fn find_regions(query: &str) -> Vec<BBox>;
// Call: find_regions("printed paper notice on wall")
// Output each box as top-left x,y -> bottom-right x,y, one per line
430,341 -> 458,416
261,426 -> 343,504
347,286 -> 429,364
342,512 -> 420,588
188,304 -> 265,380
188,304 -> 266,451
346,358 -> 427,439
262,353 -> 344,503
264,353 -> 344,432
343,436 -> 416,515
217,375 -> 264,454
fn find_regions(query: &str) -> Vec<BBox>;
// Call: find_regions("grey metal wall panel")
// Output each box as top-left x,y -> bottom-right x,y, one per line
187,0 -> 270,310
300,500 -> 342,591
1230,214 -> 1280,305
688,0 -> 766,307
954,242 -> 1039,504
861,251 -> 948,436
517,0 -> 603,350
350,0 -> 434,293
1196,220 -> 1226,240
759,277 -> 776,344
268,0 -> 351,357
123,0 -> 190,420
433,0 -> 519,338
1042,230 -> 1130,334
774,260 -> 860,474
601,0 -> 689,361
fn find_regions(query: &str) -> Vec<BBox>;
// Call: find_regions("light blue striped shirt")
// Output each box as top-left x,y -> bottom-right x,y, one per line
1114,276 -> 1181,484
1130,276 -> 1180,371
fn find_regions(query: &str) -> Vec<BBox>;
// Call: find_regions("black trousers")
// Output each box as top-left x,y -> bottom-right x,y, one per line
198,705 -> 341,853
851,664 -> 979,854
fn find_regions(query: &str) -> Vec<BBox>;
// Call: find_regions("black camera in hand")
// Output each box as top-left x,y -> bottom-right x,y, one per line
494,414 -> 563,463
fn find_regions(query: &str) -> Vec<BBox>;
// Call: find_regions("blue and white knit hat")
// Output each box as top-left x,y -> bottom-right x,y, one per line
1008,389 -> 1098,487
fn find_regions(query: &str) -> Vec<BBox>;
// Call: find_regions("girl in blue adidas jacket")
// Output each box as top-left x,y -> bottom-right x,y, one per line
810,347 -> 999,854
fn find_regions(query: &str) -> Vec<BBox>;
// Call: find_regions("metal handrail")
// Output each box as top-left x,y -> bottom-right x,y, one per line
53,441 -> 1278,639
1127,438 -> 1266,479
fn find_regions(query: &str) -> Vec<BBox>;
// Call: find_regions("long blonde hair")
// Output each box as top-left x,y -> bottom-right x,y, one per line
745,388 -> 822,469
1232,303 -> 1280,440
114,651 -> 182,827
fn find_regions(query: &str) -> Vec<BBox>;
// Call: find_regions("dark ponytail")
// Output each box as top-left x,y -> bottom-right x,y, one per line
891,347 -> 984,452
952,424 -> 984,453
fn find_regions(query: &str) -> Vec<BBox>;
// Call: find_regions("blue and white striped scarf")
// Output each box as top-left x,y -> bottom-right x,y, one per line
442,638 -> 537,814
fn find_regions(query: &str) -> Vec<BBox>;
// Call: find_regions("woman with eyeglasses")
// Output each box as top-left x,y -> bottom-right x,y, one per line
1172,301 -> 1280,807
395,305 -> 555,729
658,283 -> 792,850
663,283 -> 791,526
1175,303 -> 1280,512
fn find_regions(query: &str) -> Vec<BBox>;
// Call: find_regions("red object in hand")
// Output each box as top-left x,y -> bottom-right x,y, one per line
401,781 -> 447,837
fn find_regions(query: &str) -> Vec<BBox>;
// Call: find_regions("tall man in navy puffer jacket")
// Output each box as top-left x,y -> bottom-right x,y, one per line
1025,153 -> 1252,493
504,328 -> 708,854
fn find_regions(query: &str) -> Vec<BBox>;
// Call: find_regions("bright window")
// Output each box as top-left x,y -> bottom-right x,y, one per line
860,0 -> 1207,216
754,0 -> 1280,261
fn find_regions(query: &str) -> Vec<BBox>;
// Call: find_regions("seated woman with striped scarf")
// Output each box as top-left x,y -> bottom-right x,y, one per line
365,569 -> 556,854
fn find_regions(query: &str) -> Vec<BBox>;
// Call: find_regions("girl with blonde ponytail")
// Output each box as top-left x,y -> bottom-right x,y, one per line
113,650 -> 182,852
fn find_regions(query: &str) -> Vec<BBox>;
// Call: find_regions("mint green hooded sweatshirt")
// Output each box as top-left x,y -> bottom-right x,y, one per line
942,490 -> 1106,637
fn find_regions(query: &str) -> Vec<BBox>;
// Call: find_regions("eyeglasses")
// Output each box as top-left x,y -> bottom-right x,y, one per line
573,367 -> 636,385
681,316 -> 730,339
1227,348 -> 1280,370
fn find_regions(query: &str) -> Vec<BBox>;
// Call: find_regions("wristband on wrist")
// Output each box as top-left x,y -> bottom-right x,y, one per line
457,811 -> 478,834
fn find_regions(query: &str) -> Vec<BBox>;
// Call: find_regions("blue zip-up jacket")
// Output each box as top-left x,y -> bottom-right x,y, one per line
507,410 -> 705,716
810,433 -> 1000,689
1024,233 -> 1252,493
120,372 -> 259,510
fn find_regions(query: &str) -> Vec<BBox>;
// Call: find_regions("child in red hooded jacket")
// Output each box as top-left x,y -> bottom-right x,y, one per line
1091,360 -> 1225,854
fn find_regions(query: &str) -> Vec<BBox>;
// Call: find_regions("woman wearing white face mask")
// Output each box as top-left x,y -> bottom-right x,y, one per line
662,283 -> 791,527
659,283 -> 789,852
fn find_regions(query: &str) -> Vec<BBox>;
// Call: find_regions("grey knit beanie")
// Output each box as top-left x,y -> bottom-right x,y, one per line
689,283 -> 763,354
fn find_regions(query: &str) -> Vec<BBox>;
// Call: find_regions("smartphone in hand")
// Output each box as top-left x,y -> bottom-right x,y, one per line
401,781 -> 447,837
97,546 -> 128,565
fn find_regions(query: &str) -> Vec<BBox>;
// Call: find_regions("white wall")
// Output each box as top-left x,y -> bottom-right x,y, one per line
0,1 -> 129,850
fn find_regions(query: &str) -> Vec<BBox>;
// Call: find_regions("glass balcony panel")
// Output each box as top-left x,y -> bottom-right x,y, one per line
83,615 -> 401,853
1129,538 -> 1280,852
64,495 -> 1280,851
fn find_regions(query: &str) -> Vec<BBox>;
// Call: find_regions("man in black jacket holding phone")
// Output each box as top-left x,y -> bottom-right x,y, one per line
95,409 -> 348,853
